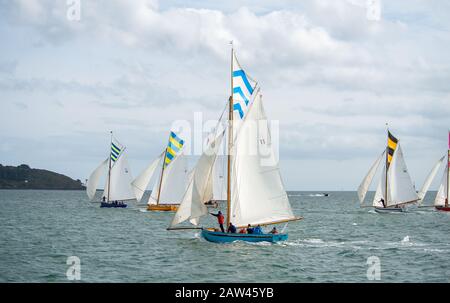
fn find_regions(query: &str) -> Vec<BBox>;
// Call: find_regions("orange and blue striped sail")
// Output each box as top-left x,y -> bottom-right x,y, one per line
164,131 -> 184,167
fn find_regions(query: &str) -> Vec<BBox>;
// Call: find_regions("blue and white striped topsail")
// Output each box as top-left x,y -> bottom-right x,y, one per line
232,52 -> 257,120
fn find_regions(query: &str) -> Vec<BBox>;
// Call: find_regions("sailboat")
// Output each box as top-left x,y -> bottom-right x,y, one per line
131,131 -> 188,212
86,132 -> 135,208
358,129 -> 419,213
418,132 -> 450,211
167,46 -> 301,243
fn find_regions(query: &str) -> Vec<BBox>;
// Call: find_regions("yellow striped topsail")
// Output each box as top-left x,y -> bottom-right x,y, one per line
387,131 -> 398,167
164,131 -> 184,167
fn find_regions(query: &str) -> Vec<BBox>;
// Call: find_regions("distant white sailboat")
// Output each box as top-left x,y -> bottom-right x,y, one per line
131,131 -> 189,212
358,130 -> 419,213
418,131 -> 450,211
86,132 -> 135,208
168,46 -> 301,243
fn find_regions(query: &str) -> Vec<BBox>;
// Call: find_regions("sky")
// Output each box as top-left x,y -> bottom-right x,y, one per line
0,0 -> 449,190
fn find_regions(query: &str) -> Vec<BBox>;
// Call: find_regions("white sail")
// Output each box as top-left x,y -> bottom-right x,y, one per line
435,165 -> 448,206
230,92 -> 296,227
169,131 -> 225,228
358,150 -> 385,204
131,154 -> 163,202
386,143 -> 419,207
86,158 -> 108,201
148,152 -> 188,205
102,152 -> 135,201
213,155 -> 227,200
418,155 -> 445,202
373,180 -> 384,207
148,158 -> 162,205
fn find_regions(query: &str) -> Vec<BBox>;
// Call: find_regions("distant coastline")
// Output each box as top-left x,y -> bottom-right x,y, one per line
0,164 -> 85,190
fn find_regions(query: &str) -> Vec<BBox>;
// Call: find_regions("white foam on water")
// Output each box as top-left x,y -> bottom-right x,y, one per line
138,208 -> 149,213
401,235 -> 410,243
282,238 -> 347,248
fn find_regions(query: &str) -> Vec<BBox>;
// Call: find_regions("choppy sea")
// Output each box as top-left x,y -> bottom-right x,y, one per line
0,190 -> 449,282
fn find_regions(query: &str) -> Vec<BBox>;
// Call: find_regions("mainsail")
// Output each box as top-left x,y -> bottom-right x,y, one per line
102,152 -> 135,201
385,143 -> 419,207
147,152 -> 188,205
230,92 -> 297,227
418,155 -> 445,202
86,158 -> 108,201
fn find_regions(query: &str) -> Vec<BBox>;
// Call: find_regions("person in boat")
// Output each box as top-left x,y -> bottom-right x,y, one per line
102,196 -> 106,202
227,222 -> 237,233
246,224 -> 254,234
253,225 -> 263,234
380,198 -> 385,207
210,211 -> 225,232
269,227 -> 278,234
238,227 -> 247,234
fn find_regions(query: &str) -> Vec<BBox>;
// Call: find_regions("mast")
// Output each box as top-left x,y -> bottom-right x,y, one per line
107,131 -> 113,203
156,147 -> 168,205
226,42 -> 233,228
447,130 -> 449,207
384,125 -> 388,208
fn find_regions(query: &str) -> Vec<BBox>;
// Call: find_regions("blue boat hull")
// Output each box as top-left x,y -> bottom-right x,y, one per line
201,229 -> 287,243
100,202 -> 127,208
374,207 -> 404,213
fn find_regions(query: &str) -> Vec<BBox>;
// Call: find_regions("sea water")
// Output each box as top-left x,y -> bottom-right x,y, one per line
0,190 -> 449,282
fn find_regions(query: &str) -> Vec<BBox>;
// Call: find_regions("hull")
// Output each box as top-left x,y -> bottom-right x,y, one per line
204,201 -> 219,208
100,202 -> 127,208
147,204 -> 179,211
201,229 -> 287,243
435,206 -> 450,212
374,207 -> 405,213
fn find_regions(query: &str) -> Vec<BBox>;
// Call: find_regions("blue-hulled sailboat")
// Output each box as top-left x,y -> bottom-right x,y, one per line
86,132 -> 135,208
167,45 -> 301,243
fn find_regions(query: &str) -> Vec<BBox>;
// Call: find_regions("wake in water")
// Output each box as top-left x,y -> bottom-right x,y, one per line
288,193 -> 329,197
